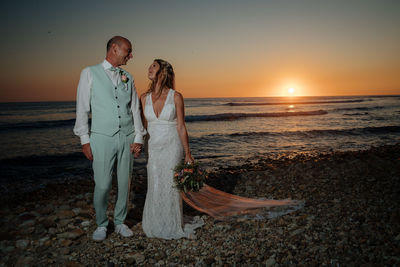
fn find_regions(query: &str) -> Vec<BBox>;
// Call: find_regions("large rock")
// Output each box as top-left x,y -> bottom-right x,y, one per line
57,210 -> 75,219
15,239 -> 29,249
265,256 -> 276,267
15,256 -> 34,267
19,219 -> 35,228
38,205 -> 53,215
42,218 -> 56,228
126,252 -> 145,264
57,229 -> 85,240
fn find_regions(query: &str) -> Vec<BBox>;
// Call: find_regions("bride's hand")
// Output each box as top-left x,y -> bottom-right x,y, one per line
185,154 -> 194,164
130,143 -> 142,158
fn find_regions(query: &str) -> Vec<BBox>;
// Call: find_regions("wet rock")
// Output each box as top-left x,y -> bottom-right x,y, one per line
0,231 -> 15,241
15,256 -> 34,267
38,205 -> 53,215
204,255 -> 215,265
38,236 -> 50,246
18,212 -> 35,221
81,220 -> 90,227
63,261 -> 82,267
61,239 -> 73,246
58,219 -> 73,227
48,227 -> 57,235
19,219 -> 35,228
126,252 -> 145,264
75,200 -> 87,208
57,210 -> 75,219
78,211 -> 92,220
60,247 -> 70,255
265,256 -> 276,267
72,208 -> 81,215
42,218 -> 57,228
15,239 -> 29,249
57,229 -> 84,240
395,234 -> 400,241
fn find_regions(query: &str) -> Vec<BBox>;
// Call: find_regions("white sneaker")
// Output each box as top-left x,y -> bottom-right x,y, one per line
115,224 -> 133,237
92,226 -> 107,241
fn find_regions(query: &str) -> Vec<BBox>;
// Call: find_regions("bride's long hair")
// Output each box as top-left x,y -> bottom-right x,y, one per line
146,59 -> 175,99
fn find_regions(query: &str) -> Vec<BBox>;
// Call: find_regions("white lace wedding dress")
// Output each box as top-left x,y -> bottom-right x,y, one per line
142,89 -> 204,239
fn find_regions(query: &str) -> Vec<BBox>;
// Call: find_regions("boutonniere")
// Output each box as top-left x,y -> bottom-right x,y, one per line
119,70 -> 129,84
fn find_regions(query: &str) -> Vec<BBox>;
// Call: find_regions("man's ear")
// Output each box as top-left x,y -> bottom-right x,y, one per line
111,43 -> 118,54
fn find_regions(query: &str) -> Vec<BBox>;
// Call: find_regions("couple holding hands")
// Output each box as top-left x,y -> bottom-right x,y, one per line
74,36 -> 200,241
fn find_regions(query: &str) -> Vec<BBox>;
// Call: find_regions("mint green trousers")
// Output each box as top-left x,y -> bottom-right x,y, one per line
90,132 -> 134,227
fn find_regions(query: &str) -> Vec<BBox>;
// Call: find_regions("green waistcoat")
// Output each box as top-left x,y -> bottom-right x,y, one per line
89,64 -> 134,136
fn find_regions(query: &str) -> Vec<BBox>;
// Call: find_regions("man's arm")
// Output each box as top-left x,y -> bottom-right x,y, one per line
73,67 -> 93,160
130,77 -> 147,156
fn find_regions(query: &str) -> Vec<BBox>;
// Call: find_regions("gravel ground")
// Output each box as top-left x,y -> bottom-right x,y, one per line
1,144 -> 399,266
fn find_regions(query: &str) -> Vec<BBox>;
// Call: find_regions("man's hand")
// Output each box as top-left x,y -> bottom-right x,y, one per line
82,143 -> 93,161
130,143 -> 142,158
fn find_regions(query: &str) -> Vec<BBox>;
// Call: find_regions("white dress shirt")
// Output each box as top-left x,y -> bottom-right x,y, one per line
73,60 -> 146,145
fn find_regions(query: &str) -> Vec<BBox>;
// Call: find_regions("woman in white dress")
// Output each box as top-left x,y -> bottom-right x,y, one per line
139,59 -> 203,239
138,59 -> 303,240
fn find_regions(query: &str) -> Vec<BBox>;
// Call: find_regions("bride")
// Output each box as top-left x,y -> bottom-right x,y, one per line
138,59 -> 303,240
139,59 -> 203,239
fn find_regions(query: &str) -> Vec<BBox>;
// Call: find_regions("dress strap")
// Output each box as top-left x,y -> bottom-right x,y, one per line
145,92 -> 153,111
146,93 -> 151,105
168,89 -> 175,102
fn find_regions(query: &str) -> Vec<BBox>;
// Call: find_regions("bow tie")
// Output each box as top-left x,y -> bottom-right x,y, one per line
109,67 -> 120,72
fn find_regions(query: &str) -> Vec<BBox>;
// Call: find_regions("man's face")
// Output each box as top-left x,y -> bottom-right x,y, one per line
115,41 -> 133,66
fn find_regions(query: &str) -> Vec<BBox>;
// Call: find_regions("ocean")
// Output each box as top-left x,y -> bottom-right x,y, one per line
1,95 -> 399,193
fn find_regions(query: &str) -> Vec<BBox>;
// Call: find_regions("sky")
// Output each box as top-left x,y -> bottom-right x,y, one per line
0,0 -> 399,102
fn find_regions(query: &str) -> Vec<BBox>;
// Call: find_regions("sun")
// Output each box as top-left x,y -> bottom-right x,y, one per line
288,88 -> 295,94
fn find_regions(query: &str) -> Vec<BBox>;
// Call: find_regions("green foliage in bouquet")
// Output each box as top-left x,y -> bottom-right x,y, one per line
173,162 -> 207,193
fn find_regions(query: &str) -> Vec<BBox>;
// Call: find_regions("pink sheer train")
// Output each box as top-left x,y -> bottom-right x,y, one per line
182,184 -> 304,220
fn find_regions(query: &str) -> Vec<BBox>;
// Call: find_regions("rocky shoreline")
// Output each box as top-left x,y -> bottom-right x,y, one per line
1,144 -> 399,266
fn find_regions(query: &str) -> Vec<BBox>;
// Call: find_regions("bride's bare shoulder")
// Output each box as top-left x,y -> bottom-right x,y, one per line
173,90 -> 184,102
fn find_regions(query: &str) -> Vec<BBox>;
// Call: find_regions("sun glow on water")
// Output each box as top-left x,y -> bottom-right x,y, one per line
287,104 -> 295,112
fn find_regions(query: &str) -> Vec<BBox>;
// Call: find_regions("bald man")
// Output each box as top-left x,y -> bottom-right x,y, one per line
74,36 -> 146,241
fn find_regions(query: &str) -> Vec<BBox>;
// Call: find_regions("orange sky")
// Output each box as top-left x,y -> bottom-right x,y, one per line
1,1 -> 399,102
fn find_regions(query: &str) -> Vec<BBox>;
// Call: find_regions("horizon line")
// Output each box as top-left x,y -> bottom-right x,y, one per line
0,94 -> 399,104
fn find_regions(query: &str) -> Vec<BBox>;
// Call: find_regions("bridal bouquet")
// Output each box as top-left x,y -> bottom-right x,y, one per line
173,162 -> 207,193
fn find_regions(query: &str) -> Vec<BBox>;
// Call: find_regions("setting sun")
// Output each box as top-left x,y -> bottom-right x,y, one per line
288,88 -> 295,94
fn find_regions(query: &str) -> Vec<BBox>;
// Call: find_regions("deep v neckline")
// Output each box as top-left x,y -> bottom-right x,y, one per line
151,89 -> 171,119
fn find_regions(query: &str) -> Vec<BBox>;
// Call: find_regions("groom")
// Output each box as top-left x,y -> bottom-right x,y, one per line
73,36 -> 146,241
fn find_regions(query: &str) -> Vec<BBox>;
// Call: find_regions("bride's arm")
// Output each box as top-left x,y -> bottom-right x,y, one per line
175,91 -> 194,163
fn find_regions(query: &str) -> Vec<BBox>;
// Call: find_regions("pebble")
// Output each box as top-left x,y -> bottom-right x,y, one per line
57,229 -> 84,240
395,234 -> 400,241
42,218 -> 57,228
19,219 -> 35,228
15,256 -> 34,267
265,256 -> 276,267
61,239 -> 73,246
81,220 -> 90,227
72,208 -> 81,215
57,210 -> 75,219
15,239 -> 29,249
130,253 -> 145,264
